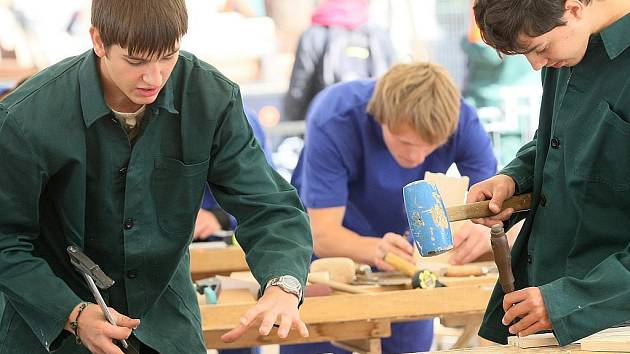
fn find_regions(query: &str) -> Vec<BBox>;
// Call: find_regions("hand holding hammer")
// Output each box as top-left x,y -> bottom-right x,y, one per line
403,178 -> 531,257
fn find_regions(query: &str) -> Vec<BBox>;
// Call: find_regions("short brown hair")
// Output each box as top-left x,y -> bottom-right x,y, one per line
91,0 -> 188,57
367,62 -> 460,144
473,0 -> 591,55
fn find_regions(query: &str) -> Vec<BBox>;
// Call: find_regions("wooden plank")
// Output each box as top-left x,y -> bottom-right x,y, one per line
581,336 -> 630,352
204,319 -> 391,349
581,327 -> 630,352
508,333 -> 559,348
202,285 -> 493,331
190,245 -> 248,280
429,344 -> 591,353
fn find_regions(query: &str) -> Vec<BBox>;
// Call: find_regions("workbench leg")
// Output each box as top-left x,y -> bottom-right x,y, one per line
451,321 -> 481,349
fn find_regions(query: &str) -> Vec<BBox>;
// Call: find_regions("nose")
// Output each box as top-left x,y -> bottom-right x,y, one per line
142,63 -> 162,86
525,52 -> 547,71
407,148 -> 427,166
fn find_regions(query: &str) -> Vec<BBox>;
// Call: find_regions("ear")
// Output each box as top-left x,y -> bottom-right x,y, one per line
564,0 -> 585,21
89,27 -> 107,58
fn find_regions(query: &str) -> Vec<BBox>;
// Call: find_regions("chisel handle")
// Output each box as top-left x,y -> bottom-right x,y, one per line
446,193 -> 532,222
490,225 -> 515,293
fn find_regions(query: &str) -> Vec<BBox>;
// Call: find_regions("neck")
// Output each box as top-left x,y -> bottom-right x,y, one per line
589,0 -> 630,33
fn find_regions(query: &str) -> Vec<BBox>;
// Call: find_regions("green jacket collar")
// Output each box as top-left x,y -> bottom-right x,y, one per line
601,11 -> 630,60
79,50 -> 179,128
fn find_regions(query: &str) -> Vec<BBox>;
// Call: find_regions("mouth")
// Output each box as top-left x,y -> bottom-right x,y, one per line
136,87 -> 159,97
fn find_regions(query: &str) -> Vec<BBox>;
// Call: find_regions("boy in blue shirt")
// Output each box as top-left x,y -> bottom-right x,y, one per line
286,62 -> 498,353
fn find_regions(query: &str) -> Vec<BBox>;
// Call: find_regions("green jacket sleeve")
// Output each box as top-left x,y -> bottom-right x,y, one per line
205,87 -> 313,294
0,109 -> 82,351
539,244 -> 630,345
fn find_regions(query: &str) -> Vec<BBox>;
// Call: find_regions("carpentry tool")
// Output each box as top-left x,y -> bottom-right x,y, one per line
383,252 -> 441,289
67,246 -> 135,352
195,276 -> 222,304
402,180 -> 531,256
490,225 -> 514,293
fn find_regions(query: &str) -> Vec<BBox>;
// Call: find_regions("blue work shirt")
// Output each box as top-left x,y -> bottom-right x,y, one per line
286,80 -> 497,354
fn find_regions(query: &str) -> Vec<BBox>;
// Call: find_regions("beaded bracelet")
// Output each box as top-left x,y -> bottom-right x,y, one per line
70,302 -> 91,345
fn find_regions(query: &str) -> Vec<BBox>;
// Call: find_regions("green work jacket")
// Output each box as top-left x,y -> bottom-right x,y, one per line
479,13 -> 630,346
0,50 -> 312,353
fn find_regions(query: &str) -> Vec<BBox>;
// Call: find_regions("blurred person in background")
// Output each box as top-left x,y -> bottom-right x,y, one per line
283,62 -> 498,354
461,9 -> 539,109
283,0 -> 396,121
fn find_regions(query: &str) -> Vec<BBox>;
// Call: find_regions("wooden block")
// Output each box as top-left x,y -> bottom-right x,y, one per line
581,327 -> 630,352
310,257 -> 356,284
581,336 -> 630,352
508,333 -> 559,348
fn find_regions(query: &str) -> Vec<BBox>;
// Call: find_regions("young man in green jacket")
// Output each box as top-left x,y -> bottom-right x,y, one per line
0,1 -> 312,353
468,0 -> 630,346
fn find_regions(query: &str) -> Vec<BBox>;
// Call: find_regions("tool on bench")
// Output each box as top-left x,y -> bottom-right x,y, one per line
402,180 -> 531,256
67,246 -> 136,353
195,277 -> 222,304
382,252 -> 442,289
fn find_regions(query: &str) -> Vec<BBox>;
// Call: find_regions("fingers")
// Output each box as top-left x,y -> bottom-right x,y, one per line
222,293 -> 309,343
113,312 -> 140,329
450,223 -> 491,265
102,323 -> 133,341
374,257 -> 397,272
384,233 -> 414,255
276,314 -> 293,338
221,324 -> 248,343
519,317 -> 552,337
293,317 -> 309,338
259,311 -> 279,336
221,307 -> 258,343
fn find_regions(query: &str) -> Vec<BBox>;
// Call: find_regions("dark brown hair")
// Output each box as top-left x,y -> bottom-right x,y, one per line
473,0 -> 591,54
91,0 -> 188,57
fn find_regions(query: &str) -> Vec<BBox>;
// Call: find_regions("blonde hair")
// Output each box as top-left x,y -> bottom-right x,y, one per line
367,62 -> 460,144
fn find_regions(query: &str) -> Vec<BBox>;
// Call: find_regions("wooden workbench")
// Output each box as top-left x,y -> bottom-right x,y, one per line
189,244 -> 248,280
201,281 -> 496,353
430,344 -> 594,353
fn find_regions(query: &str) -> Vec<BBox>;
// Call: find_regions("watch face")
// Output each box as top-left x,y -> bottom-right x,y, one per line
280,276 -> 301,292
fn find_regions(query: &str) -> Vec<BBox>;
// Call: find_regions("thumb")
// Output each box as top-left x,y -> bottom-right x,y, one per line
111,309 -> 140,329
488,188 -> 509,214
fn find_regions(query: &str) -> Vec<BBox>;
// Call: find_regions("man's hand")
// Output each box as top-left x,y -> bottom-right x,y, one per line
372,232 -> 415,272
449,221 -> 491,265
502,287 -> 552,336
221,286 -> 309,343
65,303 -> 140,354
467,174 -> 517,227
193,209 -> 222,240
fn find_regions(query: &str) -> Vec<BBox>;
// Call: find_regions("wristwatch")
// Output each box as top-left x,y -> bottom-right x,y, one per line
266,275 -> 303,300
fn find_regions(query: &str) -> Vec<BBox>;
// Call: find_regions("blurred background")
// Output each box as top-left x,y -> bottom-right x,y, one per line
0,0 -> 542,180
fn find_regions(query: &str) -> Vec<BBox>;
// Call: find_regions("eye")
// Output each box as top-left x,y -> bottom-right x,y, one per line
126,60 -> 144,66
536,46 -> 547,54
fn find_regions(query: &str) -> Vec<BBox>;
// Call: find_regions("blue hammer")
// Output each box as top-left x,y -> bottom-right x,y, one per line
403,180 -> 531,257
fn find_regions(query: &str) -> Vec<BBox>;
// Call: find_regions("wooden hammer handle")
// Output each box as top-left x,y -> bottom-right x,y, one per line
383,253 -> 417,277
446,193 -> 532,222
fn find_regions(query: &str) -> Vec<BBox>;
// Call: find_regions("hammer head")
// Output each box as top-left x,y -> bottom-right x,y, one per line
403,180 -> 453,257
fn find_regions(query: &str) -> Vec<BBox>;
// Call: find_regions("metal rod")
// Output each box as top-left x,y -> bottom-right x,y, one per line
83,273 -> 129,349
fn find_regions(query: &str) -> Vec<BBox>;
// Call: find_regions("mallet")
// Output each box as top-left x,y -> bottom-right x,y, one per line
402,180 -> 531,257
